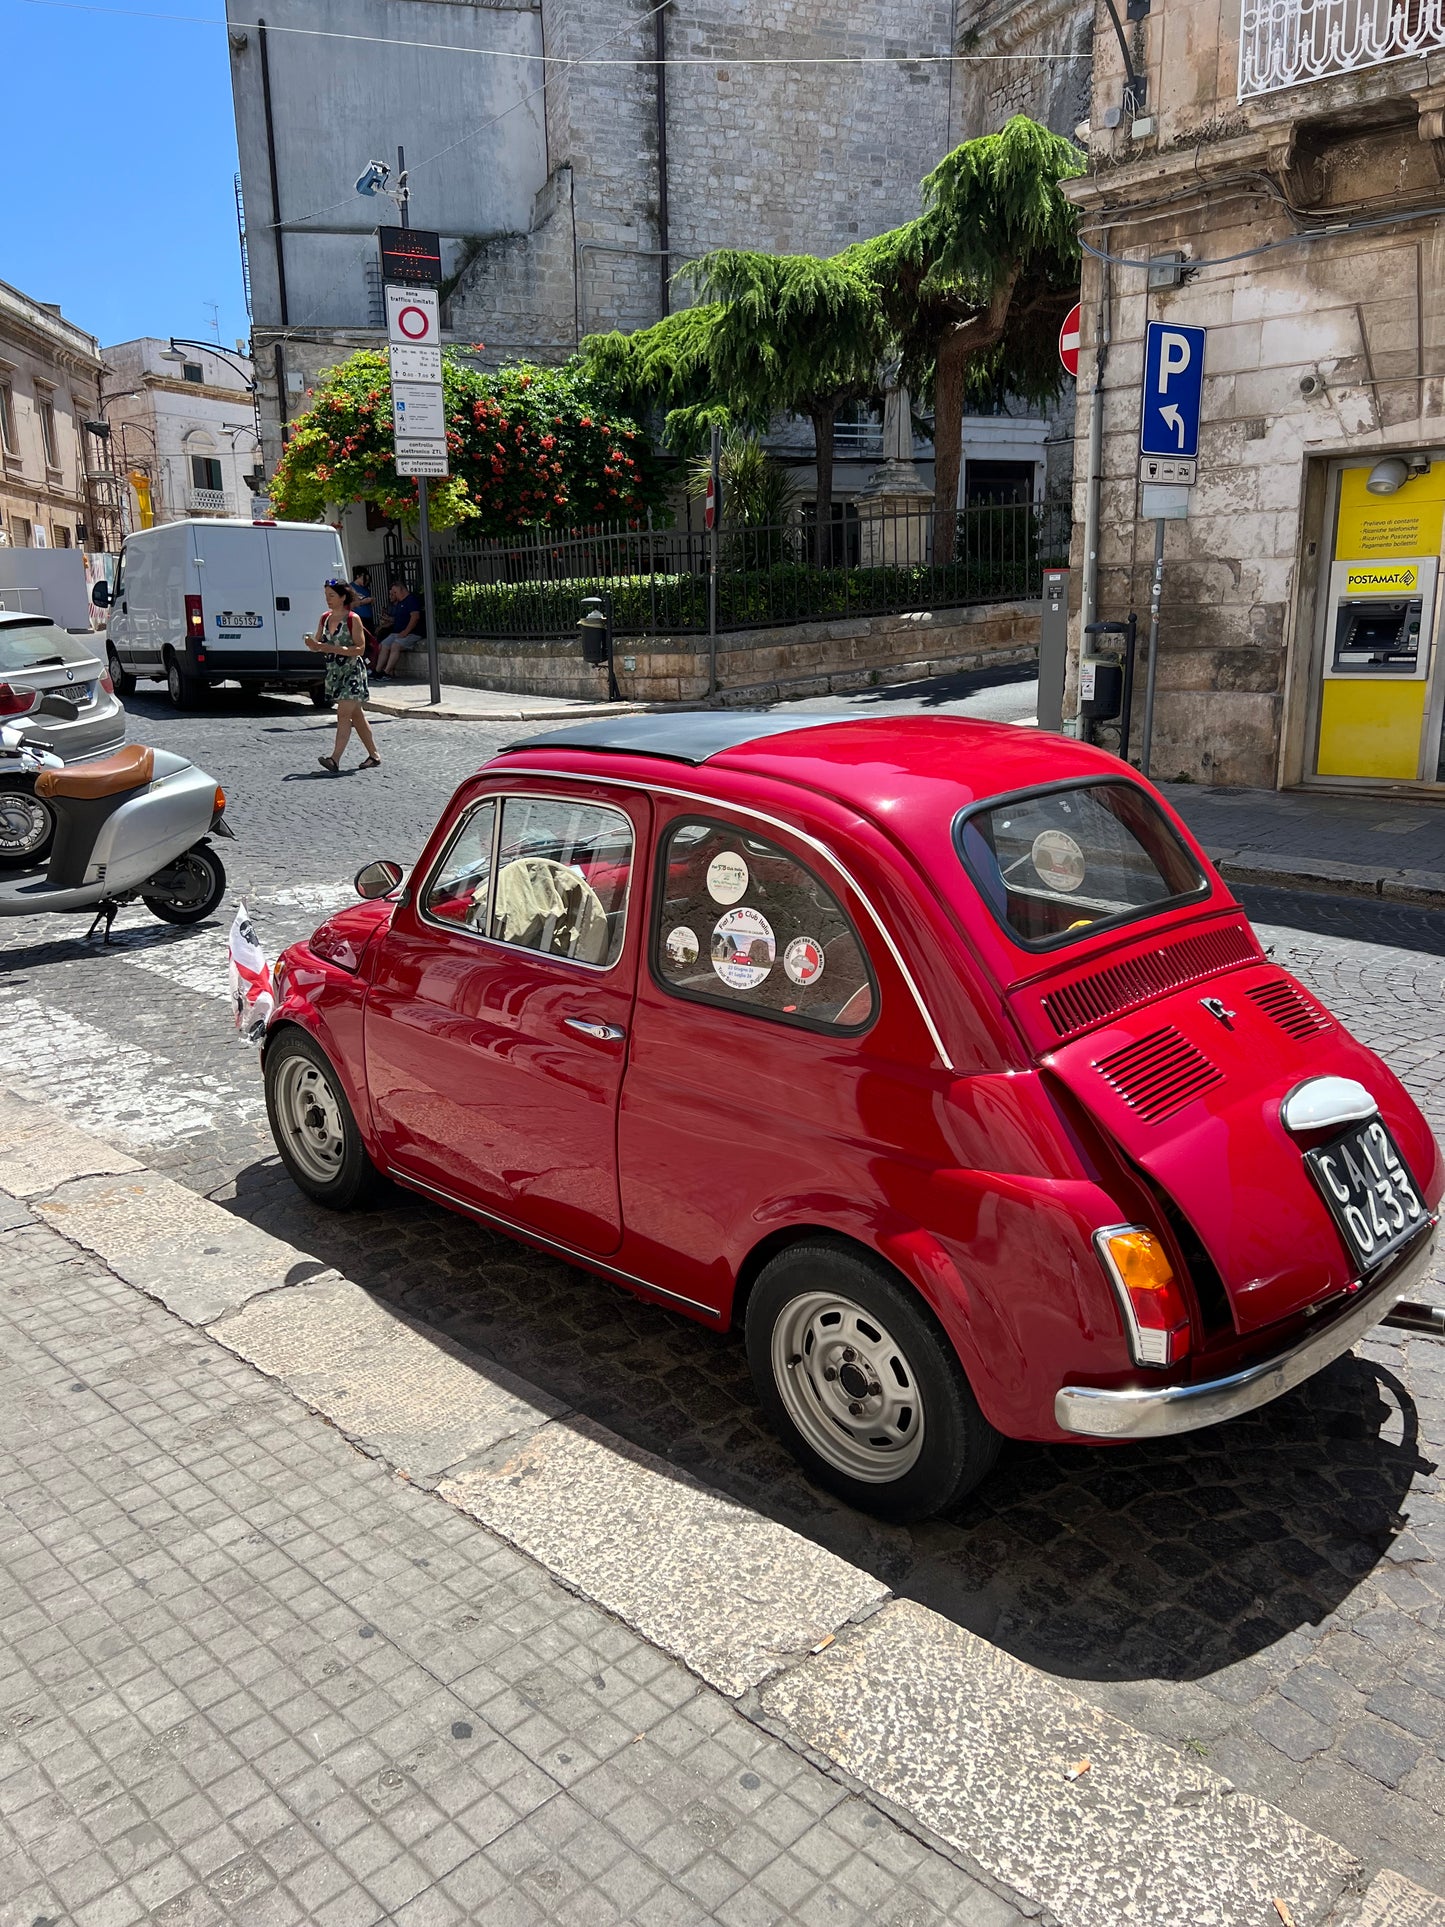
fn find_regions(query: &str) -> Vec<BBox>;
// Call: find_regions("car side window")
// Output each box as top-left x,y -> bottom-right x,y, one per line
422,799 -> 497,930
488,796 -> 633,968
653,817 -> 876,1032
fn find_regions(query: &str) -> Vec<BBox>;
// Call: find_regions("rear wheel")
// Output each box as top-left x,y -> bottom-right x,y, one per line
0,777 -> 55,868
745,1243 -> 1001,1522
106,645 -> 136,698
265,1028 -> 382,1209
142,842 -> 226,924
165,652 -> 207,710
308,684 -> 333,709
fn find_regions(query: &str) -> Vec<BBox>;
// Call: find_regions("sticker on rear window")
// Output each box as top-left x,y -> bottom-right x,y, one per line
711,906 -> 775,989
1031,829 -> 1086,893
706,851 -> 749,904
783,937 -> 826,987
665,926 -> 699,966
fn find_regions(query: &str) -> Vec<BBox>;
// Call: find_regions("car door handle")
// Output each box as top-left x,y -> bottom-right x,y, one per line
564,1017 -> 625,1042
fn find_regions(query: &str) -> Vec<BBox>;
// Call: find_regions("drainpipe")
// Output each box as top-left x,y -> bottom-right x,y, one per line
258,18 -> 289,446
654,1 -> 671,317
1078,230 -> 1111,678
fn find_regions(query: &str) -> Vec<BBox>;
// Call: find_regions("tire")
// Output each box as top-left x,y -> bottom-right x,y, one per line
0,777 -> 55,868
265,1027 -> 383,1210
142,841 -> 227,925
165,652 -> 207,710
745,1242 -> 1001,1522
308,684 -> 333,710
106,645 -> 136,698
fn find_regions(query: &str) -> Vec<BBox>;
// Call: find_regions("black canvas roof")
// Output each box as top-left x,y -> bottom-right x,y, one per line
502,712 -> 854,766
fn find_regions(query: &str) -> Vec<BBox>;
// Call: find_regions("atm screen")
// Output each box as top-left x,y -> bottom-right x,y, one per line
1332,597 -> 1423,672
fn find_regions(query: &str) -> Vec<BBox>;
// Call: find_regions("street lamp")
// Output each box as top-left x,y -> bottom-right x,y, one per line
159,339 -> 256,392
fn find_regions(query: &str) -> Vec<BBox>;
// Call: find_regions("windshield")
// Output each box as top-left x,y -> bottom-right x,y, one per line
0,622 -> 90,674
956,779 -> 1207,949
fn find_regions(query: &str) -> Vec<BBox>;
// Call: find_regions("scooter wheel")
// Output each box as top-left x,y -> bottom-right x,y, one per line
0,777 -> 55,868
142,842 -> 227,925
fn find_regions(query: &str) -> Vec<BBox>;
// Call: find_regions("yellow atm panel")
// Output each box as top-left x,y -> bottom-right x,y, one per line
1317,679 -> 1428,780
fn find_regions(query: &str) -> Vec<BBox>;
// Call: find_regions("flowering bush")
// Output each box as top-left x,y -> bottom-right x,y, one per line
269,351 -> 664,534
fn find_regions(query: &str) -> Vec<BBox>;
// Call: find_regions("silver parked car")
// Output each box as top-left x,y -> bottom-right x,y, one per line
0,611 -> 127,866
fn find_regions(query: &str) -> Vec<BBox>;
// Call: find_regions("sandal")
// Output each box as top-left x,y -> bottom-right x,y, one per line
318,754 -> 339,772
359,755 -> 381,770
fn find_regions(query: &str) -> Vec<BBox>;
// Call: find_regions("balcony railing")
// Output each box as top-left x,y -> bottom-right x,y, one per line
187,488 -> 232,515
1239,0 -> 1445,98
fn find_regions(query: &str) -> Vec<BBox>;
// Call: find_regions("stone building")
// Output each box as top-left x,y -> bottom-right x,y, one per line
225,0 -> 1081,514
101,341 -> 261,531
1063,0 -> 1445,791
0,278 -> 105,554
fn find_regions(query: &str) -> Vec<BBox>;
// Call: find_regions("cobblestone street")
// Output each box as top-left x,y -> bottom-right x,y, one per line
5,689 -> 1445,1910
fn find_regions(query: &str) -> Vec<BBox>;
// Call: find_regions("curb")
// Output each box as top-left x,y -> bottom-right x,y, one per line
3,1088 -> 1443,1927
362,693 -> 704,723
1211,848 -> 1445,910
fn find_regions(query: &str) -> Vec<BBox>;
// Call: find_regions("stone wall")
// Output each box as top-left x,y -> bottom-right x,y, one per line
432,600 -> 1042,705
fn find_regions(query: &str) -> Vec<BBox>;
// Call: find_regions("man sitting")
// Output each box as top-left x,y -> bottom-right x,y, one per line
375,581 -> 425,678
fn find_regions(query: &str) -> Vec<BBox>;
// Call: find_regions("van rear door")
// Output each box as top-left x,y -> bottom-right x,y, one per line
194,525 -> 278,681
267,526 -> 347,680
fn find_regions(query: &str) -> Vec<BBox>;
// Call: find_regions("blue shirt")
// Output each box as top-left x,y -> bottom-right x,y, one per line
392,593 -> 424,638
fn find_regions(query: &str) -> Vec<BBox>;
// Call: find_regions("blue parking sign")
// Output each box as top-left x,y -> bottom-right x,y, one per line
1140,321 -> 1206,460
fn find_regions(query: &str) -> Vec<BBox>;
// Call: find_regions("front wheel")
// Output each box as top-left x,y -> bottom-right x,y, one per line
0,777 -> 55,868
265,1028 -> 382,1209
165,653 -> 207,710
107,645 -> 136,698
745,1243 -> 1001,1522
142,842 -> 226,924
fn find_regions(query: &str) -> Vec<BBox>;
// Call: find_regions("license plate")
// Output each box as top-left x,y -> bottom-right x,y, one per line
1304,1116 -> 1428,1274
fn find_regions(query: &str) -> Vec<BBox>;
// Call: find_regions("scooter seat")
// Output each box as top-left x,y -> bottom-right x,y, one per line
36,745 -> 155,800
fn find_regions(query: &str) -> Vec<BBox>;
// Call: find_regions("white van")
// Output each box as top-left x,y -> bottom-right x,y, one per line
94,519 -> 348,709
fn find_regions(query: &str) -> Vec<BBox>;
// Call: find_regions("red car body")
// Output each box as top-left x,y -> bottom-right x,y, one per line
266,714 -> 1441,1453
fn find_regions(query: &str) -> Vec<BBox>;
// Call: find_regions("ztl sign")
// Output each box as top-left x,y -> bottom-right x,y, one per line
1140,321 -> 1206,462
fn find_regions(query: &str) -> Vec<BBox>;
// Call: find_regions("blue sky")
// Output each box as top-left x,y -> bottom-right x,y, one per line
5,0 -> 248,351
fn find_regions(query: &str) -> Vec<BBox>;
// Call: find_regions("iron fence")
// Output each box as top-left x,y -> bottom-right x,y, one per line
383,497 -> 1071,643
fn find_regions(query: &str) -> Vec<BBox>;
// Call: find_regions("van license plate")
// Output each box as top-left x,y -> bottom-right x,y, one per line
1304,1117 -> 1426,1274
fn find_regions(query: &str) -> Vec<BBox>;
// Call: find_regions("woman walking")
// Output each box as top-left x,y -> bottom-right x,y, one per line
305,579 -> 381,773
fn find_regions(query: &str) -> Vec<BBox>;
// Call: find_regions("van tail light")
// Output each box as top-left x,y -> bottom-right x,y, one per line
1095,1226 -> 1191,1368
184,594 -> 205,641
0,683 -> 38,717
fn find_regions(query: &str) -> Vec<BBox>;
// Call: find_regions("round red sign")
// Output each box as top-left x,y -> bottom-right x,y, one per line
1058,302 -> 1082,379
396,304 -> 431,341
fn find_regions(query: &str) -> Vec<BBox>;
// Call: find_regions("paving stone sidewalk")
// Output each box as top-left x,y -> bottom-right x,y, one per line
0,1204 -> 1026,1927
1161,785 -> 1445,901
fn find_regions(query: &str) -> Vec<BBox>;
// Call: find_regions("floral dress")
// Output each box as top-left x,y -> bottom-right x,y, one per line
321,613 -> 369,703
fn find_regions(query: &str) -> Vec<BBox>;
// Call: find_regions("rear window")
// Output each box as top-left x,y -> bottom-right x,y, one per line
956,780 -> 1207,950
0,620 -> 83,673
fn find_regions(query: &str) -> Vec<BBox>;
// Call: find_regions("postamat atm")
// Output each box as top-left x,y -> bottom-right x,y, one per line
1314,459 -> 1445,783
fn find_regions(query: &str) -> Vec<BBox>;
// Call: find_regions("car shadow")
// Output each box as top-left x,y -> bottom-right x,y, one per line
219,1150 -> 1431,1688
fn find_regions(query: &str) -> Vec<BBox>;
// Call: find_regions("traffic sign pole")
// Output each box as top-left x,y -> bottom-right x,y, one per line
382,271 -> 446,706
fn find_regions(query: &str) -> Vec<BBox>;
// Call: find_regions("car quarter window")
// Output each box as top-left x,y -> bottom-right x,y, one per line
653,817 -> 875,1032
422,799 -> 497,931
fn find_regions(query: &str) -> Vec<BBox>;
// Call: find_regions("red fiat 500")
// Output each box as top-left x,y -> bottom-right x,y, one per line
263,714 -> 1442,1520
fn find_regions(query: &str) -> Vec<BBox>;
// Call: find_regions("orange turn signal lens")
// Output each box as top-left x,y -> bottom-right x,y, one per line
214,786 -> 226,814
1096,1226 -> 1191,1368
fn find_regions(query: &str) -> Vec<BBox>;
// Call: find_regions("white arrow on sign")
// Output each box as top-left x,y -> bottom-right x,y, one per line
1158,404 -> 1186,449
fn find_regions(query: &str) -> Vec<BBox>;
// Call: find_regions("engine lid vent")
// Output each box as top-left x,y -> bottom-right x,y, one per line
1041,923 -> 1259,1040
1246,977 -> 1333,1041
1095,1025 -> 1224,1124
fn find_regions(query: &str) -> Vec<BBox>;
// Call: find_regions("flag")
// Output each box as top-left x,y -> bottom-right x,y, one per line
227,903 -> 274,1046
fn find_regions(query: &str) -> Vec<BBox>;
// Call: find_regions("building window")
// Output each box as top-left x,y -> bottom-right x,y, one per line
0,385 -> 14,458
191,455 -> 224,492
38,398 -> 59,469
12,516 -> 32,548
54,525 -> 72,547
182,362 -> 204,384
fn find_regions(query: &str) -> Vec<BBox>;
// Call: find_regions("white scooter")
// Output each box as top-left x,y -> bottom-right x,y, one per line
0,694 -> 233,940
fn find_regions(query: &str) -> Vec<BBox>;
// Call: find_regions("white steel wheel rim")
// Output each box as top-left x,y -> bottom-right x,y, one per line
771,1288 -> 926,1483
0,791 -> 51,856
274,1057 -> 346,1184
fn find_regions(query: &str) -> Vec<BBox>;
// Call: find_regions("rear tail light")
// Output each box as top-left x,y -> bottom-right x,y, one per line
213,785 -> 227,818
0,683 -> 39,717
1095,1226 -> 1192,1367
100,670 -> 115,695
184,594 -> 205,641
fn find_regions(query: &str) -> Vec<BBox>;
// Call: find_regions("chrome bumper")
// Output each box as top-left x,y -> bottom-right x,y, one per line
1055,1222 -> 1439,1440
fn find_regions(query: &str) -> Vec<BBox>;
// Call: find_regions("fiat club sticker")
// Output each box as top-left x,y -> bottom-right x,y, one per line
706,851 -> 749,904
711,906 -> 775,989
665,926 -> 699,966
1031,829 -> 1086,893
783,937 -> 825,987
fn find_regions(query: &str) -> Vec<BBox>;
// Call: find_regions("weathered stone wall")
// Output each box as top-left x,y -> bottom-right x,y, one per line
432,599 -> 1041,704
949,0 -> 1094,144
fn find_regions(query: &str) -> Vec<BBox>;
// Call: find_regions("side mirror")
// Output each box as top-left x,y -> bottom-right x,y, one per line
90,581 -> 110,608
37,694 -> 80,721
355,858 -> 404,900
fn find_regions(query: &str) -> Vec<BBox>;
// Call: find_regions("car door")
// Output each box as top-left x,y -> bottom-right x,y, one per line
194,525 -> 278,679
363,783 -> 645,1256
268,528 -> 346,672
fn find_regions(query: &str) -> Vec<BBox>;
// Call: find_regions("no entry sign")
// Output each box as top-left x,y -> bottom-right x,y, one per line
1058,302 -> 1081,378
